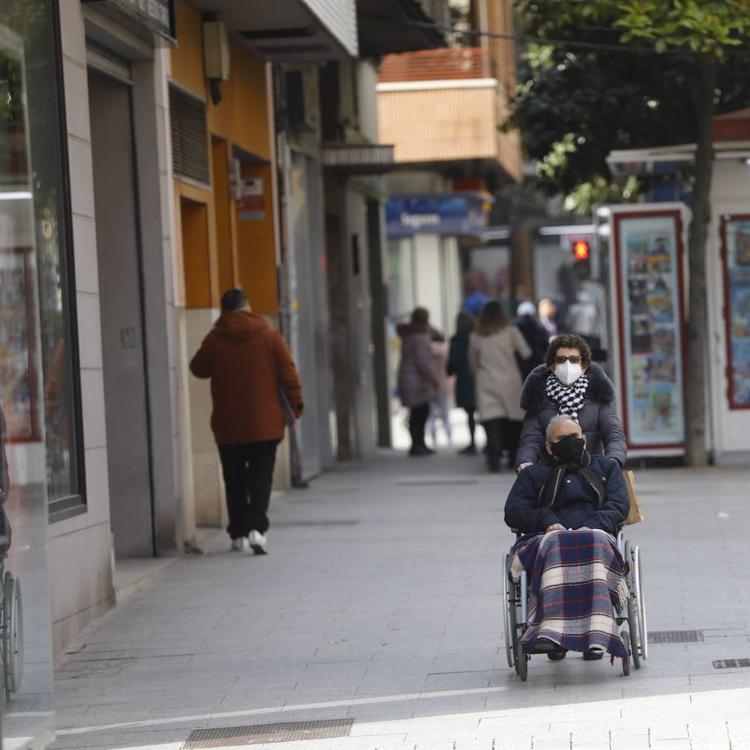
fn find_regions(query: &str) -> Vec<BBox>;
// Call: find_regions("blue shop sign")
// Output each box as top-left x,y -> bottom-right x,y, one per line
386,194 -> 487,237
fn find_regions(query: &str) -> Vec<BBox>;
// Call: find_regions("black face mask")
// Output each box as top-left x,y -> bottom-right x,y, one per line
551,434 -> 585,464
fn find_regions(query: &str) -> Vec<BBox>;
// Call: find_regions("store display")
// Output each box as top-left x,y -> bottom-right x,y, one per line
721,216 -> 750,408
616,213 -> 685,446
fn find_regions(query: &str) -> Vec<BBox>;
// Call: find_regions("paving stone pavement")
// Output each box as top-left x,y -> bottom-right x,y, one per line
50,452 -> 750,750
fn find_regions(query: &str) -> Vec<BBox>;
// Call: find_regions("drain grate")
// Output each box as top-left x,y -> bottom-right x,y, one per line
271,520 -> 360,528
713,659 -> 750,670
397,479 -> 478,486
649,630 -> 705,644
182,719 -> 353,748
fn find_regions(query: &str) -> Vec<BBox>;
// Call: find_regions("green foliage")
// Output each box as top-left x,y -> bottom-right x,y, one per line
511,1 -> 750,202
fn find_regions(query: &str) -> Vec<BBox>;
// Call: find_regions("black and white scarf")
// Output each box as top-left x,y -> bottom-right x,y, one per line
545,373 -> 589,420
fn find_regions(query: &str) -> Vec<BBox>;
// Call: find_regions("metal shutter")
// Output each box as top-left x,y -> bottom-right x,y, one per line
169,85 -> 209,185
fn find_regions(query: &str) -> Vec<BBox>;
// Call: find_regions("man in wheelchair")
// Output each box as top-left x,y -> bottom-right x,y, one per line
504,415 -> 630,662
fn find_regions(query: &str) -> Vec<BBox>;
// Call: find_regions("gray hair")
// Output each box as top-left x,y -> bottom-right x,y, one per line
546,414 -> 580,441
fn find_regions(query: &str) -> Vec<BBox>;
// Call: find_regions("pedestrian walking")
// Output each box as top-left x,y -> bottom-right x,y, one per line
189,288 -> 303,554
447,311 -> 478,454
397,307 -> 438,457
538,297 -> 558,337
427,338 -> 453,448
513,300 -> 550,378
469,300 -> 531,472
515,333 -> 626,473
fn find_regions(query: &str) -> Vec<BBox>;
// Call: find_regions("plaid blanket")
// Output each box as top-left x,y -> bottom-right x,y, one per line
511,529 -> 629,658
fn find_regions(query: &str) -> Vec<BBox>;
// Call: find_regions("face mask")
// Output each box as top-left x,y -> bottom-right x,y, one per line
551,434 -> 585,463
555,361 -> 584,386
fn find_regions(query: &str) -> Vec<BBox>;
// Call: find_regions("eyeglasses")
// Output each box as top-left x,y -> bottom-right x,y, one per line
554,354 -> 582,365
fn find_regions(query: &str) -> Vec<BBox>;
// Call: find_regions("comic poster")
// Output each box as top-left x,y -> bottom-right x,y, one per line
723,218 -> 750,407
618,215 -> 685,445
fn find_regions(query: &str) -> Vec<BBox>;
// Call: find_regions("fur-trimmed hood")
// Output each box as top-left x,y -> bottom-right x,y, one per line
520,362 -> 616,414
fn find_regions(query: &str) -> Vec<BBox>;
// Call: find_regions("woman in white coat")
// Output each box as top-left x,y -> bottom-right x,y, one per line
469,300 -> 531,472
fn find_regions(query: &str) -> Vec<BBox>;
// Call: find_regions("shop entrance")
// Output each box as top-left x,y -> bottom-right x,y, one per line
88,68 -> 155,557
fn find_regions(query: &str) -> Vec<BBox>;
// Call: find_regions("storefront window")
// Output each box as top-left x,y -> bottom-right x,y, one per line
1,0 -> 83,517
720,215 -> 750,409
1,0 -> 67,740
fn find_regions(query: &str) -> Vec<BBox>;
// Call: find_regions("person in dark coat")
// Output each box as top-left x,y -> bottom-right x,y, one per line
513,301 -> 550,379
447,311 -> 477,454
516,334 -> 626,472
397,307 -> 438,456
506,415 -> 630,536
504,415 -> 630,662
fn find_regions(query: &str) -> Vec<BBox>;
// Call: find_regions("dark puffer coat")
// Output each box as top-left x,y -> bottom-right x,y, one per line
505,454 -> 629,535
447,329 -> 475,410
516,363 -> 627,468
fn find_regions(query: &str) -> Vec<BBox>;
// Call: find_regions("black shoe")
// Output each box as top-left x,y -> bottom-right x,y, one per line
458,444 -> 477,455
528,637 -> 558,654
409,445 -> 434,457
547,647 -> 567,662
583,648 -> 604,661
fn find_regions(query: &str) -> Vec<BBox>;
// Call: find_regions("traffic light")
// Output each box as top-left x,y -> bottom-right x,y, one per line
571,238 -> 592,278
572,239 -> 590,260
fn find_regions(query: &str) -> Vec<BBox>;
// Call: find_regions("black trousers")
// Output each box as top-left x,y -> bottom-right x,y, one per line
482,418 -> 522,469
218,440 -> 279,539
409,402 -> 430,449
464,408 -> 476,446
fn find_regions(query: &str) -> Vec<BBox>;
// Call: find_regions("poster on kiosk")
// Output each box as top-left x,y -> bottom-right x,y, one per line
608,204 -> 690,455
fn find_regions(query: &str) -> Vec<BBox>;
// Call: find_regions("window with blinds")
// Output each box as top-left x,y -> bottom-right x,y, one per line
169,85 -> 210,185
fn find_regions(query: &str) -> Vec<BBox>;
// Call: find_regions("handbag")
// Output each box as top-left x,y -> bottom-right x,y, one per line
624,469 -> 645,525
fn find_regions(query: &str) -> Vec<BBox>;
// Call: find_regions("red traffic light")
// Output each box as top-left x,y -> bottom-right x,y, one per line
572,239 -> 591,260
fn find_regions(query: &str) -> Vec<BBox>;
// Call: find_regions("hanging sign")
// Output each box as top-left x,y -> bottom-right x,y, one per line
237,178 -> 266,221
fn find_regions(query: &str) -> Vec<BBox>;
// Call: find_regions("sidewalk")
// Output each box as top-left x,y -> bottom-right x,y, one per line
52,452 -> 750,749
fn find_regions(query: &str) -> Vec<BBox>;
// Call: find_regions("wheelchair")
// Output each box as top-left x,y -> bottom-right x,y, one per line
501,529 -> 647,681
0,506 -> 22,701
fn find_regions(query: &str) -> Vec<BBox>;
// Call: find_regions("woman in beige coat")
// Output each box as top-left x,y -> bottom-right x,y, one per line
469,300 -> 531,472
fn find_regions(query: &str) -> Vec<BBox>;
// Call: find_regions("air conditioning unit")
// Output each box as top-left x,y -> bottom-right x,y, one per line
203,20 -> 231,81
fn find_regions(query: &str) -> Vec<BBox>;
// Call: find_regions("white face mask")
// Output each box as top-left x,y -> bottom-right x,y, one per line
555,361 -> 584,386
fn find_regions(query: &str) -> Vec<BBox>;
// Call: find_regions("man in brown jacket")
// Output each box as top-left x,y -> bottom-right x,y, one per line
190,289 -> 303,554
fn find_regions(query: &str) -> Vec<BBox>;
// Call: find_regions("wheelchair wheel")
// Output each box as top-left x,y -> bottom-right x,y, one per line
627,595 -> 641,670
507,579 -> 528,681
634,546 -> 648,661
501,555 -> 514,670
2,572 -> 23,700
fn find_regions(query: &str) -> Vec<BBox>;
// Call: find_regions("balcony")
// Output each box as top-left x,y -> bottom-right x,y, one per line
186,0 -> 358,59
377,48 -> 521,184
356,0 -> 449,57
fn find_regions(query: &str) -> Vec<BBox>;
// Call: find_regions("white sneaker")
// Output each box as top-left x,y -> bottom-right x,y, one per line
248,530 -> 267,555
230,538 -> 249,552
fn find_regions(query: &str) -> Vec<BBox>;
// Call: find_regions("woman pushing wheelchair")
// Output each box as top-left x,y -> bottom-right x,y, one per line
504,414 -> 630,663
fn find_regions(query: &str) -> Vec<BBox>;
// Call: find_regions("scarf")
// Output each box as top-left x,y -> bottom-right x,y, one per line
538,451 -> 605,510
545,373 -> 589,420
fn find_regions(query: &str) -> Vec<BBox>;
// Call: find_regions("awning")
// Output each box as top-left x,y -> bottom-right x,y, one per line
186,0 -> 358,60
321,143 -> 395,174
607,141 -> 750,176
357,0 -> 447,57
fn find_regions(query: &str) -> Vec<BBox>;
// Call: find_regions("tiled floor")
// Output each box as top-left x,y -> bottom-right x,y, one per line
51,452 -> 750,749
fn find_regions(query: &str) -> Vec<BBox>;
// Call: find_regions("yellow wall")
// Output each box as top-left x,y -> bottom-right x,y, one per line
171,0 -> 278,314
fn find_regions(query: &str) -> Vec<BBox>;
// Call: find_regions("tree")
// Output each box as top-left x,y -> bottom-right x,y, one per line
513,0 -> 750,466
